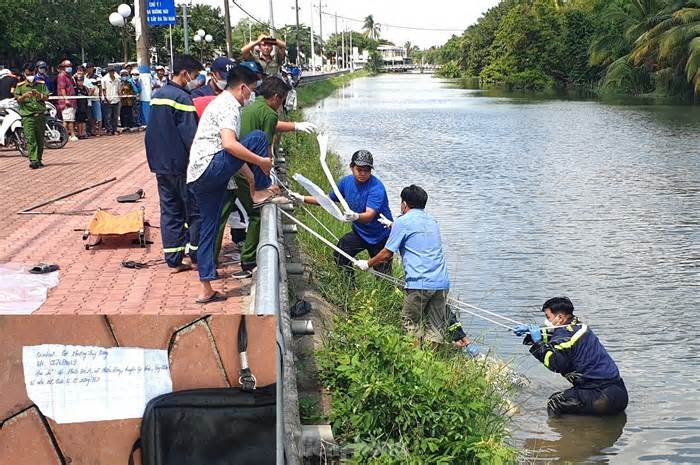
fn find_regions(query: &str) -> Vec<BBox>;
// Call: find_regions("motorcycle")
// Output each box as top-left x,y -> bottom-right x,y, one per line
0,99 -> 68,157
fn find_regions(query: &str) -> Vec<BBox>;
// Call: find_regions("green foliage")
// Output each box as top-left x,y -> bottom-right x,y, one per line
367,50 -> 384,74
436,61 -> 462,78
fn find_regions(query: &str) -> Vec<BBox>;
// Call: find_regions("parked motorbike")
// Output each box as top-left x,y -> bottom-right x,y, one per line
0,99 -> 68,156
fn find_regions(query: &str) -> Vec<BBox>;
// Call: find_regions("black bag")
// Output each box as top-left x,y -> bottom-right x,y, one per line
130,317 -> 276,465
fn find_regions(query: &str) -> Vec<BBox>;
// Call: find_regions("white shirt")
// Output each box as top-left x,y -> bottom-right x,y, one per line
187,91 -> 242,184
101,74 -> 120,104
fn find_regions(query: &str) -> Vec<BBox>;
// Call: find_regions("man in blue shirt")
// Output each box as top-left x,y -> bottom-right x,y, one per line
356,185 -> 471,348
293,150 -> 393,278
192,57 -> 236,98
514,297 -> 628,416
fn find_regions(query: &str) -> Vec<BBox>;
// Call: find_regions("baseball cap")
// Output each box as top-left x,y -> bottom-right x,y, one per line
351,150 -> 374,169
211,57 -> 236,79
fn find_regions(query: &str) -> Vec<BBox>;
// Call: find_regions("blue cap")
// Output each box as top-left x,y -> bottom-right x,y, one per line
240,60 -> 264,76
211,57 -> 236,79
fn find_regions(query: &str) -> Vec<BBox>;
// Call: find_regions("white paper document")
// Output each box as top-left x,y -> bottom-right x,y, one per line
23,344 -> 173,424
293,173 -> 345,221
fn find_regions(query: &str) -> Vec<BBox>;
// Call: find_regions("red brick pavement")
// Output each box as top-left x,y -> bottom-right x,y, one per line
0,315 -> 276,465
0,132 -> 252,314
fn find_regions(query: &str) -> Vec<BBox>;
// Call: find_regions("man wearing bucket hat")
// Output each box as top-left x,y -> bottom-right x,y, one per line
292,149 -> 394,280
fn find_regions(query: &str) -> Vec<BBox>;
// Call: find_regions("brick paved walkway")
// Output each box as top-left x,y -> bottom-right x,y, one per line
0,315 -> 276,465
0,133 -> 251,314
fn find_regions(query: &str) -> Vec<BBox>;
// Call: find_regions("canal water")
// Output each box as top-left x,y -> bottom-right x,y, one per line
304,74 -> 700,464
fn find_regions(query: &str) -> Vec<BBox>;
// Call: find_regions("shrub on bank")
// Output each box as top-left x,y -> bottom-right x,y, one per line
282,73 -> 516,464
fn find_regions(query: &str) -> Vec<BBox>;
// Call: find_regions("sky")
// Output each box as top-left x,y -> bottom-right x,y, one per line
190,0 -> 501,49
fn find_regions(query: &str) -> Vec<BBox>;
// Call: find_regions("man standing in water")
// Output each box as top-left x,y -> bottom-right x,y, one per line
351,184 -> 472,349
514,297 -> 628,416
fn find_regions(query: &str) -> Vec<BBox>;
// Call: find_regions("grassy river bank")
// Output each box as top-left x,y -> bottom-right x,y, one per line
281,72 -> 517,464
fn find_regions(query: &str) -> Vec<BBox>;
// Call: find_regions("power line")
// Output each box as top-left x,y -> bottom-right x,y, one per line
321,11 -> 464,33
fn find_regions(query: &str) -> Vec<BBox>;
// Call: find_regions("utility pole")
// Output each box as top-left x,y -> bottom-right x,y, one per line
134,0 -> 150,67
318,0 -> 323,65
335,12 -> 338,68
294,0 -> 301,64
183,3 -> 190,54
349,29 -> 353,71
223,0 -> 233,57
269,0 -> 275,37
340,26 -> 345,70
309,0 -> 315,70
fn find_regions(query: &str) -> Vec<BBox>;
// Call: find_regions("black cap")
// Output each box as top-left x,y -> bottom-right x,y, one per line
351,150 -> 374,168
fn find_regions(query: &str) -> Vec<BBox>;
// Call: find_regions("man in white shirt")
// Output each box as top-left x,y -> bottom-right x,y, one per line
100,65 -> 121,135
187,65 -> 273,304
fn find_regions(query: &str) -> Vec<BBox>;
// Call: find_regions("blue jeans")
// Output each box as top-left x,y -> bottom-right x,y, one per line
189,130 -> 270,281
190,151 -> 245,281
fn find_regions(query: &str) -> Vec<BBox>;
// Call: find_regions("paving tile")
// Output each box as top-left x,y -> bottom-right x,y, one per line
0,133 -> 250,315
0,316 -> 115,419
108,315 -> 198,349
168,320 -> 230,390
0,408 -> 63,465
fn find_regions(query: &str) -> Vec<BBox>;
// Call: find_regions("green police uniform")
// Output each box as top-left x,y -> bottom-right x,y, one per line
15,79 -> 49,164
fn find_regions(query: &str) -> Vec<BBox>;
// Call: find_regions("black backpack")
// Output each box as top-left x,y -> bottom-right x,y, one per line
129,316 -> 276,465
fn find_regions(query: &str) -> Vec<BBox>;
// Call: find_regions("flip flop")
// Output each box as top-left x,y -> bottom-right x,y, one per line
29,263 -> 59,274
196,291 -> 227,304
117,188 -> 145,203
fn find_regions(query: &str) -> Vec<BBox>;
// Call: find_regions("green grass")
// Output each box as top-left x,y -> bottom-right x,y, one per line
280,72 -> 516,464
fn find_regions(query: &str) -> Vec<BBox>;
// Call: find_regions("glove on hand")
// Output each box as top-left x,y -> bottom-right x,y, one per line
378,213 -> 393,228
528,324 -> 543,343
288,191 -> 305,204
294,122 -> 317,134
513,324 -> 530,336
343,211 -> 360,222
465,343 -> 480,357
354,260 -> 369,271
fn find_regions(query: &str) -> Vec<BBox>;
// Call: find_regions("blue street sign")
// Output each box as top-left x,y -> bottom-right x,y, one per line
146,0 -> 176,25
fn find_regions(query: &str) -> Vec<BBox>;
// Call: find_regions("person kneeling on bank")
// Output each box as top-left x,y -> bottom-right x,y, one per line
514,297 -> 628,417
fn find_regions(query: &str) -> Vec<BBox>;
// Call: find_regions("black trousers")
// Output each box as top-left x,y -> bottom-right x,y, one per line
547,378 -> 628,417
103,102 -> 119,134
334,230 -> 392,276
156,174 -> 201,268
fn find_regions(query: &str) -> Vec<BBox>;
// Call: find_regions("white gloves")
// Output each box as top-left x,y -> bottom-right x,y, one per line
288,191 -> 305,204
294,122 -> 317,134
354,260 -> 369,271
343,211 -> 360,222
378,213 -> 393,228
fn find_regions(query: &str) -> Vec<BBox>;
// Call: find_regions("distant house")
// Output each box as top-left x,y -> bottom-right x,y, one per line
377,45 -> 407,65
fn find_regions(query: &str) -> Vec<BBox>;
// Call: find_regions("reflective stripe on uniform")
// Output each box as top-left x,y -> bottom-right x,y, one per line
544,351 -> 553,368
163,246 -> 186,253
150,98 -> 196,112
554,324 -> 588,350
448,322 -> 462,332
185,243 -> 198,253
542,330 -> 549,343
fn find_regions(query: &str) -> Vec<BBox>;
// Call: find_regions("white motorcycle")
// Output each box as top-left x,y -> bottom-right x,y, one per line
0,99 -> 68,156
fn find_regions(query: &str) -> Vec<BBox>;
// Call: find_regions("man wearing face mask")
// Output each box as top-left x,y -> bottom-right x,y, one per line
513,297 -> 628,417
347,185 -> 472,349
191,57 -> 235,98
15,63 -> 49,169
145,55 -> 204,273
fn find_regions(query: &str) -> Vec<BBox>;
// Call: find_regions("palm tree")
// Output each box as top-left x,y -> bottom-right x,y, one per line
363,14 -> 381,41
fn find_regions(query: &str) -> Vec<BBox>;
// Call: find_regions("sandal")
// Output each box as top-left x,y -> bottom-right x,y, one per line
117,188 -> 145,203
195,291 -> 227,304
29,263 -> 59,274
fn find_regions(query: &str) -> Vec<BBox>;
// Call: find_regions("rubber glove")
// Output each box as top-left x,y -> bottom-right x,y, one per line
343,211 -> 360,222
528,324 -> 542,344
354,259 -> 369,271
513,324 -> 530,336
294,122 -> 317,134
378,213 -> 393,228
288,191 -> 305,204
465,343 -> 480,357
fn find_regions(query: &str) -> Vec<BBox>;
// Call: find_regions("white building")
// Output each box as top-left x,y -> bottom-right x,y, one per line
377,45 -> 407,65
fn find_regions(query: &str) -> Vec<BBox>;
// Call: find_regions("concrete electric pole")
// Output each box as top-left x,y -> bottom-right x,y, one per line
223,0 -> 233,57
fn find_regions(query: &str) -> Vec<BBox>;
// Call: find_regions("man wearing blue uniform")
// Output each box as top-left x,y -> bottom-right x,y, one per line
145,55 -> 203,272
191,57 -> 236,98
355,185 -> 471,348
292,150 -> 393,278
514,297 -> 628,416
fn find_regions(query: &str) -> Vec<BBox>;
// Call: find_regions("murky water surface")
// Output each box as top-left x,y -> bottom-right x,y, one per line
305,74 -> 700,464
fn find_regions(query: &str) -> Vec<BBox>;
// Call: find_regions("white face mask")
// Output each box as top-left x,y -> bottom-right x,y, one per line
26,75 -> 35,83
242,85 -> 254,107
543,318 -> 555,328
215,79 -> 227,91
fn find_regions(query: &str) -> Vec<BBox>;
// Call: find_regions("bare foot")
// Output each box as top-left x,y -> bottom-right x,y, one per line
170,264 -> 193,274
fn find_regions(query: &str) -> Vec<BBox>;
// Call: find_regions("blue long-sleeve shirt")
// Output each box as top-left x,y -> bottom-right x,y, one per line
145,82 -> 198,175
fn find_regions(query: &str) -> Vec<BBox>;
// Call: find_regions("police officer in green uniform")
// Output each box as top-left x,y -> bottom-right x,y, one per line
15,62 -> 49,169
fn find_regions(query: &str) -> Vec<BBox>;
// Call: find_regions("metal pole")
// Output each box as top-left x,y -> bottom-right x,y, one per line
349,29 -> 353,71
223,0 -> 233,57
309,0 -> 315,71
134,0 -> 150,68
294,0 -> 300,65
340,27 -> 344,70
269,0 -> 275,37
183,3 -> 189,54
169,25 -> 174,70
318,0 -> 323,66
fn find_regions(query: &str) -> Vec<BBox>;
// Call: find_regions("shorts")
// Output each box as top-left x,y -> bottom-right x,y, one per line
61,107 -> 76,122
76,109 -> 89,123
